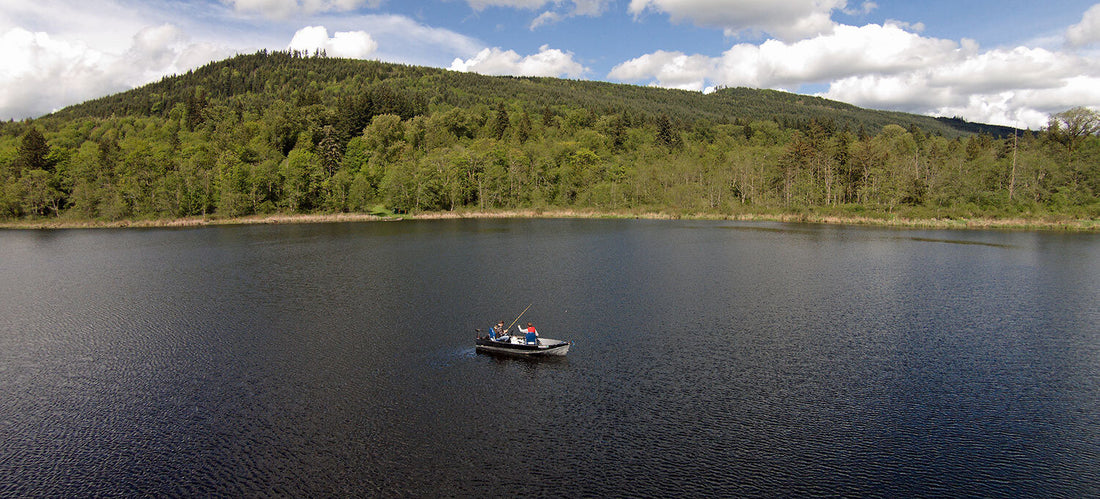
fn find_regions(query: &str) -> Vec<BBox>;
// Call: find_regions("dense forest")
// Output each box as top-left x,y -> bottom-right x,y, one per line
1,50 -> 1098,222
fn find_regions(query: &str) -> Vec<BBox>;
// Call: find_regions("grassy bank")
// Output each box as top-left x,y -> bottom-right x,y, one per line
4,208 -> 1095,231
411,209 -> 1100,231
0,213 -> 397,230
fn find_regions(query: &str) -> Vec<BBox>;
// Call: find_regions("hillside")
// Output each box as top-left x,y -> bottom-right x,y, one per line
1,50 -> 1096,223
51,51 -> 1011,139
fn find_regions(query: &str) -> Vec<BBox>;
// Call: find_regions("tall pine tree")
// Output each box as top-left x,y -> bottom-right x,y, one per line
17,127 -> 51,174
491,103 -> 510,141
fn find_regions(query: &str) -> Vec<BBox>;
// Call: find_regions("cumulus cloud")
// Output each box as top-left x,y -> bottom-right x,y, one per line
0,28 -> 115,120
450,44 -> 587,78
334,14 -> 483,67
821,44 -> 1100,126
124,25 -> 226,82
1067,4 -> 1100,47
223,0 -> 383,19
607,50 -> 715,91
610,21 -> 1100,128
612,23 -> 959,89
927,46 -> 1077,94
288,25 -> 378,58
0,0 -> 159,54
628,0 -> 847,41
0,25 -> 230,120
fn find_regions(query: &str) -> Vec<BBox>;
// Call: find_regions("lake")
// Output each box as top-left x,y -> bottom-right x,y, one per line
1,219 -> 1098,496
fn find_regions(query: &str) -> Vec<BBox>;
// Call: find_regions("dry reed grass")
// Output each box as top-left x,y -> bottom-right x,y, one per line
2,210 -> 1095,231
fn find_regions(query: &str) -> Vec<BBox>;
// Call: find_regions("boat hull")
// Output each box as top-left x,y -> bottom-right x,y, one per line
475,337 -> 571,357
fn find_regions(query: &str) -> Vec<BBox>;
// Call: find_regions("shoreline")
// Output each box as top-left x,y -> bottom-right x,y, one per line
0,213 -> 398,230
1,210 -> 1096,231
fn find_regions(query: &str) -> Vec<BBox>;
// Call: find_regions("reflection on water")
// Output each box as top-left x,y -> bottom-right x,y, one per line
0,219 -> 1097,496
906,236 -> 1014,247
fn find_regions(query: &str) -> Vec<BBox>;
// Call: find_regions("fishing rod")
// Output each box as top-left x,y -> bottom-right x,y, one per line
506,303 -> 533,333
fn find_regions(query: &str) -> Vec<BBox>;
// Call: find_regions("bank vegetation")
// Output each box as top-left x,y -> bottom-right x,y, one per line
2,52 -> 1097,229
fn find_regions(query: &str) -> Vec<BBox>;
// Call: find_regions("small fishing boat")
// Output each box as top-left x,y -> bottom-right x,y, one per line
475,332 -> 571,357
478,305 -> 570,357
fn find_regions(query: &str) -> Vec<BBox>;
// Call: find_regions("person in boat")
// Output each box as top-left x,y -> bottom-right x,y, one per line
491,321 -> 508,340
517,322 -> 539,345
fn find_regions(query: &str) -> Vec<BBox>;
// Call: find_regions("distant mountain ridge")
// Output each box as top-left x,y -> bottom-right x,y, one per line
50,51 -> 1015,138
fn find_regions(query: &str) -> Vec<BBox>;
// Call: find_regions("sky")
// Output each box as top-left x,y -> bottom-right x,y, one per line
3,0 -> 1100,129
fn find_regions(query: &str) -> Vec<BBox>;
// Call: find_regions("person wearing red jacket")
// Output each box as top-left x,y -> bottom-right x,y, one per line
517,322 -> 539,345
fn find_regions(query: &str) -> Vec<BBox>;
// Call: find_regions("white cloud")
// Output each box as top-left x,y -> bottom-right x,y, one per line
842,1 -> 876,16
334,14 -> 483,67
927,46 -> 1077,94
450,44 -> 587,78
0,0 -> 153,53
1067,4 -> 1100,47
820,44 -> 1100,127
822,74 -> 954,112
0,25 -> 231,120
612,23 -> 960,89
610,21 -> 1100,128
0,1 -> 241,119
530,11 -> 563,29
627,0 -> 847,41
1010,75 -> 1100,115
571,0 -> 608,16
288,25 -> 378,58
223,0 -> 382,19
607,50 -> 714,91
0,28 -> 115,120
885,19 -> 924,33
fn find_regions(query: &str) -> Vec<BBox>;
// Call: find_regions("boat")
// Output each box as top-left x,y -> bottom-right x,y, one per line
475,332 -> 571,357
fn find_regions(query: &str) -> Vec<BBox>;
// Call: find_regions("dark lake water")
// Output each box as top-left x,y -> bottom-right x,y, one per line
1,219 -> 1098,497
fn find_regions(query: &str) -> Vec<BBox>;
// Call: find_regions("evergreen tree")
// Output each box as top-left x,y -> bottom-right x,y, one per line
318,125 -> 344,175
655,115 -> 680,150
185,88 -> 207,131
609,114 -> 626,151
17,127 -> 51,173
492,103 -> 509,141
515,111 -> 532,144
541,106 -> 555,127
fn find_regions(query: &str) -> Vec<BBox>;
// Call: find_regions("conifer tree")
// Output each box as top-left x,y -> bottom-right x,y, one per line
318,125 -> 344,175
656,114 -> 680,149
492,103 -> 509,140
17,127 -> 51,173
515,111 -> 532,144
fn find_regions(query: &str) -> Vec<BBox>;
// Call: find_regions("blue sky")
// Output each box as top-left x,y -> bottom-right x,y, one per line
2,0 -> 1100,128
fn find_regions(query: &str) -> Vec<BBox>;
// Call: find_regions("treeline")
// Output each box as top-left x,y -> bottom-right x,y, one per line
1,52 -> 1097,222
51,51 -> 1012,138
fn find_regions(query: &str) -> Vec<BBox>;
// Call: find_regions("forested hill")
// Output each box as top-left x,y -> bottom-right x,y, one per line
52,50 -> 1007,139
3,50 -> 1096,223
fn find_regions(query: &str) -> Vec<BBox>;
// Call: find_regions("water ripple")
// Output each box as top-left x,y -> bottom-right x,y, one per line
1,220 -> 1097,496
